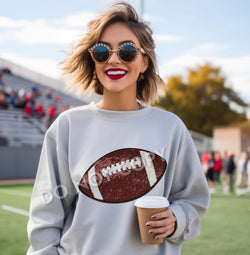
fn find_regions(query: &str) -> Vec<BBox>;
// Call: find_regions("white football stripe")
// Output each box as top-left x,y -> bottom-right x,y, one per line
1,204 -> 29,216
88,166 -> 103,200
0,189 -> 31,197
140,151 -> 157,187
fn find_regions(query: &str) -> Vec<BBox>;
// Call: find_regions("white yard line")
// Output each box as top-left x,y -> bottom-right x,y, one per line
0,188 -> 31,197
1,205 -> 29,216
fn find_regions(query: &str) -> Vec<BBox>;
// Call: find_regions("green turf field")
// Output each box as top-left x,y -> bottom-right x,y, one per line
182,191 -> 250,255
0,184 -> 32,255
0,183 -> 249,255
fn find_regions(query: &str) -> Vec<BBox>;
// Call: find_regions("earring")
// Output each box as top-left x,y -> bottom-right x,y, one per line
93,70 -> 97,80
138,73 -> 144,81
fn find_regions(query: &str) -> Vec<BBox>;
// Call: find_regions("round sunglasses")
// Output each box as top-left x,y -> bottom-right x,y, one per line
88,42 -> 145,64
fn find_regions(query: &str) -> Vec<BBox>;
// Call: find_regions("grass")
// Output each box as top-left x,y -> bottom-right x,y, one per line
182,186 -> 250,255
0,184 -> 32,255
0,183 -> 249,255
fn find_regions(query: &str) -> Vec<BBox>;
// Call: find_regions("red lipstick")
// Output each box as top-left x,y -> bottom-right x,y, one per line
105,68 -> 127,80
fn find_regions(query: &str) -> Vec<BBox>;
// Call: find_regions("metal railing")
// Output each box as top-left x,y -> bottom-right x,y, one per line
189,130 -> 213,153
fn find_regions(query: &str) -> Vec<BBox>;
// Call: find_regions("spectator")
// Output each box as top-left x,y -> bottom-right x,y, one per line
201,151 -> 209,174
35,103 -> 45,118
23,89 -> 37,117
8,90 -> 17,105
206,151 -> 216,193
236,151 -> 248,196
31,85 -> 41,97
222,153 -> 236,194
14,95 -> 26,108
23,101 -> 35,118
18,89 -> 26,98
59,106 -> 68,114
44,104 -> 57,128
45,88 -> 53,99
221,151 -> 229,171
54,95 -> 62,102
4,87 -> 13,97
0,71 -> 4,89
247,155 -> 250,192
12,89 -> 26,108
25,89 -> 36,104
0,90 -> 9,109
214,152 -> 222,182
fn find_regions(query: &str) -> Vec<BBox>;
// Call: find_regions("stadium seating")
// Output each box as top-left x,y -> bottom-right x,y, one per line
0,70 -> 84,147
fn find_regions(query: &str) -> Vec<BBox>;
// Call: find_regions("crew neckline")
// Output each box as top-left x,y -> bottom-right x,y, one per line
89,102 -> 153,121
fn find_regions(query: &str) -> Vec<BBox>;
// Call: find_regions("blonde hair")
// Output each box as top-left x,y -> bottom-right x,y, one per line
59,1 -> 164,104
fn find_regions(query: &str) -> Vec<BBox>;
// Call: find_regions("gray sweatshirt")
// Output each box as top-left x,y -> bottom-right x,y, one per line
27,102 -> 210,255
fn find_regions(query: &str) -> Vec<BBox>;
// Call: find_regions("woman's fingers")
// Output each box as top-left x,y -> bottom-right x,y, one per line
145,207 -> 176,240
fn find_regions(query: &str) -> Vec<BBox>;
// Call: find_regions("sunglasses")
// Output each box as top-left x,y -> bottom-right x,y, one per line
88,42 -> 145,64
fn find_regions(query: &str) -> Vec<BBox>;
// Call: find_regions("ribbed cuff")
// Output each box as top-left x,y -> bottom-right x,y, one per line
167,203 -> 186,240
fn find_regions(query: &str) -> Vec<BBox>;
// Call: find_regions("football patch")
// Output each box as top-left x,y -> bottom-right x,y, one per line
79,148 -> 167,203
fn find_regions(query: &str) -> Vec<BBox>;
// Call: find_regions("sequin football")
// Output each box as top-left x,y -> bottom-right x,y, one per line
79,148 -> 167,203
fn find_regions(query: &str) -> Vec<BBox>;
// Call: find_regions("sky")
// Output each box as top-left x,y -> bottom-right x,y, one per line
0,0 -> 250,113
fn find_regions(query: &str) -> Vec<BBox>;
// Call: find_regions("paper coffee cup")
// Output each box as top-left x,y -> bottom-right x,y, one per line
135,196 -> 169,244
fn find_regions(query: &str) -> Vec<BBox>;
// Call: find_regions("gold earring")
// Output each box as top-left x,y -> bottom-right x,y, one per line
93,70 -> 97,80
138,73 -> 144,81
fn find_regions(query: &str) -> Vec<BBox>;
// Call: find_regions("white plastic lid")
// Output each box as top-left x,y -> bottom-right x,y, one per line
134,196 -> 169,208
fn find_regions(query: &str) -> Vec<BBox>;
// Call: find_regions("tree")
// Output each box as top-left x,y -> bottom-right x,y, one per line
155,63 -> 249,136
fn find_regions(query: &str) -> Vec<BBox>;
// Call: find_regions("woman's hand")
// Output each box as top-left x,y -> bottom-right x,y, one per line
145,207 -> 176,240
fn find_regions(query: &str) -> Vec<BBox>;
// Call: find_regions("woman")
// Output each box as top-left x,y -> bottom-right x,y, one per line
27,2 -> 209,254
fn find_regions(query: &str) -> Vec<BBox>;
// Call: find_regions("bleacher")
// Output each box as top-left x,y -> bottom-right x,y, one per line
0,70 -> 85,148
2,71 -> 84,112
0,109 -> 44,147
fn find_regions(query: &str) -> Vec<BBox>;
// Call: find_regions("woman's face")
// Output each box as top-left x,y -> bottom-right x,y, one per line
94,22 -> 148,97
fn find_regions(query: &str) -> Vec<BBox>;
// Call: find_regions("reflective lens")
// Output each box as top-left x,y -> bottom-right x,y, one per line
92,45 -> 110,63
119,44 -> 137,62
89,42 -> 143,64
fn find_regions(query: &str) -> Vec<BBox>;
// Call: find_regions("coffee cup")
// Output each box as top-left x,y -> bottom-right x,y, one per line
135,196 -> 169,244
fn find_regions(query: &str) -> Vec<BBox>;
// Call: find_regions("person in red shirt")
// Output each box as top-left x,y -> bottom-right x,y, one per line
24,101 -> 34,118
47,104 -> 57,117
214,152 -> 222,183
44,104 -> 57,128
35,103 -> 45,118
59,107 -> 68,114
201,151 -> 209,174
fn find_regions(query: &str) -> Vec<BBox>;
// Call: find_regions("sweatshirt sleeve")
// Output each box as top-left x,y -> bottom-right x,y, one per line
27,117 -> 77,254
166,122 -> 210,244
